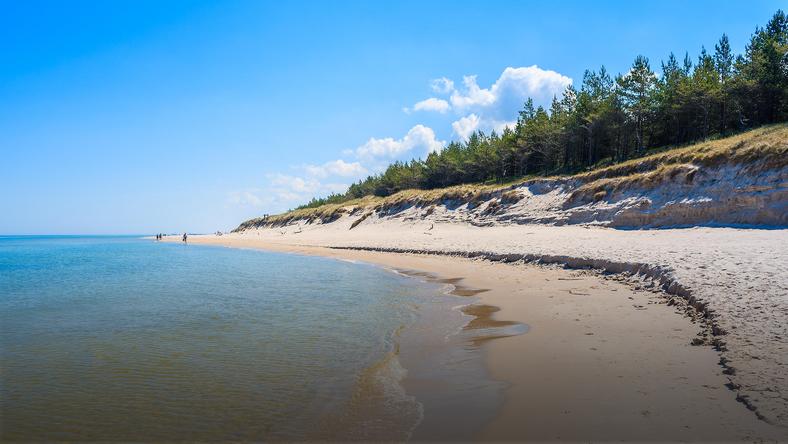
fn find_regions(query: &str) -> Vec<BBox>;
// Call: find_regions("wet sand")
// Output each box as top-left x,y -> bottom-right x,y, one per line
164,234 -> 786,441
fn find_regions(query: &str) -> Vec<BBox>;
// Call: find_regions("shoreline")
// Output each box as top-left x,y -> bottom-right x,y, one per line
225,220 -> 788,428
164,237 -> 514,440
162,233 -> 786,441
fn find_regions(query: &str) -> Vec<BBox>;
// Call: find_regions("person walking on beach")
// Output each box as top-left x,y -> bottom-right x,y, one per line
182,233 -> 187,243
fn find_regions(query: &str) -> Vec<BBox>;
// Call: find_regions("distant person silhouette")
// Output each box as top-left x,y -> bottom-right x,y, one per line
182,233 -> 187,243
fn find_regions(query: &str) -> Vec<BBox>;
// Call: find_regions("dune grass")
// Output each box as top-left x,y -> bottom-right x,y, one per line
577,124 -> 787,182
569,124 -> 787,202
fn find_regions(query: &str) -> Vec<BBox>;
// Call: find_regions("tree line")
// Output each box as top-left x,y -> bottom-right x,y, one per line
298,10 -> 788,209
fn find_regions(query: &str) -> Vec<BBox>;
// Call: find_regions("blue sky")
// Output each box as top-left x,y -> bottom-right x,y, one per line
1,0 -> 783,234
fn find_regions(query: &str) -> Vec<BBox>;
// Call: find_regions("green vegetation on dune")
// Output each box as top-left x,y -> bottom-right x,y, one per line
569,123 -> 788,203
235,124 -> 787,230
243,10 -> 787,229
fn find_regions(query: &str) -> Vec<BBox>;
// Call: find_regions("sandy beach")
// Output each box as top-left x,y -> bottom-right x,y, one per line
165,229 -> 788,441
6,2 -> 786,441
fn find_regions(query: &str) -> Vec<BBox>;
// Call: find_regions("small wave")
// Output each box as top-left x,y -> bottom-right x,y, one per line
310,339 -> 424,441
335,257 -> 360,264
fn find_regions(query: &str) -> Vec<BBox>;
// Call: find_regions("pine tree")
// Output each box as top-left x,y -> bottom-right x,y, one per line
740,10 -> 788,123
715,34 -> 734,131
655,52 -> 685,144
618,55 -> 656,152
688,47 -> 721,138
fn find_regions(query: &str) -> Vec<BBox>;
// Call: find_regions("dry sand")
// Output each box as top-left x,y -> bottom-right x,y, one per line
165,228 -> 788,441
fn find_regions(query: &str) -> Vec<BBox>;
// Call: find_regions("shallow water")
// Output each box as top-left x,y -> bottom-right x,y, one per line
0,235 -> 511,441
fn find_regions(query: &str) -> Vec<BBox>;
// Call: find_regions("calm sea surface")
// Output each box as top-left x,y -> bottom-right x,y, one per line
0,236 -> 503,441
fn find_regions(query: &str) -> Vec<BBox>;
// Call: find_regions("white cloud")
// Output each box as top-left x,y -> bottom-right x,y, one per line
451,66 -> 571,112
355,124 -> 445,159
451,114 -> 481,141
268,173 -> 320,193
450,75 -> 497,109
405,66 -> 572,138
267,173 -> 349,195
430,77 -> 455,94
251,125 -> 445,213
303,159 -> 367,178
410,66 -> 572,120
412,97 -> 450,113
263,173 -> 350,209
227,189 -> 265,207
228,178 -> 342,214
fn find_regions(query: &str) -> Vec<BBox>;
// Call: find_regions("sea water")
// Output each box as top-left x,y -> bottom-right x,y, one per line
0,236 -> 502,441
